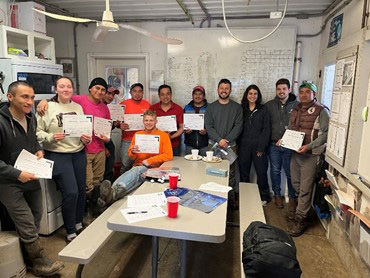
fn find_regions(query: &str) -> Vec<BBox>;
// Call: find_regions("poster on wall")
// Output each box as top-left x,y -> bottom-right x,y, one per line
328,13 -> 343,48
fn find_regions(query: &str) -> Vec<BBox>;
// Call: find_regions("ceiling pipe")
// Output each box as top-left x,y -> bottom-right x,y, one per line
362,0 -> 369,28
175,0 -> 194,25
34,0 -> 76,17
196,0 -> 211,28
298,0 -> 353,38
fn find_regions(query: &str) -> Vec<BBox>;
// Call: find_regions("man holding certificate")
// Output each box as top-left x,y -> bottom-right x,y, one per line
183,85 -> 209,156
150,84 -> 184,156
287,82 -> 330,237
119,83 -> 150,173
0,81 -> 64,276
98,110 -> 173,207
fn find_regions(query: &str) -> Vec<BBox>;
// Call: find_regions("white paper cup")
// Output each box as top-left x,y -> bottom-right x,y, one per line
191,149 -> 199,160
206,151 -> 214,161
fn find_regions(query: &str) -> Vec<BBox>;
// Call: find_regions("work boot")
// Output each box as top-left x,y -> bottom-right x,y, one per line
23,239 -> 64,276
98,180 -> 114,208
274,196 -> 284,209
288,217 -> 307,237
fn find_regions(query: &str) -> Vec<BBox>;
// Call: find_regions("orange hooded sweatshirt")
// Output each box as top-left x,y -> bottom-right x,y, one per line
128,129 -> 173,168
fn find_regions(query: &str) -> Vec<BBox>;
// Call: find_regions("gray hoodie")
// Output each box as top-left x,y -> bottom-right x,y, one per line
265,93 -> 299,142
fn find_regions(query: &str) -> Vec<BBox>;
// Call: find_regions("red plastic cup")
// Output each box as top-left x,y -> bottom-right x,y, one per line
168,173 -> 179,189
167,196 -> 180,218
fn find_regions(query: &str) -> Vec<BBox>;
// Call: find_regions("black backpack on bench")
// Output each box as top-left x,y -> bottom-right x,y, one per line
242,221 -> 302,278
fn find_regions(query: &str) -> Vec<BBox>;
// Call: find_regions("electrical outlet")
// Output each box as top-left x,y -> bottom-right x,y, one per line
270,11 -> 283,19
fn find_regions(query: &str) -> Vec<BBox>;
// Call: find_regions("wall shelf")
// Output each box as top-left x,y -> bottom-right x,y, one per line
0,25 -> 55,63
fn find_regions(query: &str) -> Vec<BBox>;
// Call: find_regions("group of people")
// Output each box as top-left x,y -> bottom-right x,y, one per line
0,75 -> 329,276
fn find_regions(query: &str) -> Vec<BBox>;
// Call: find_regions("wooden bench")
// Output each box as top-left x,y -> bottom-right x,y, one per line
239,182 -> 266,278
58,198 -> 126,278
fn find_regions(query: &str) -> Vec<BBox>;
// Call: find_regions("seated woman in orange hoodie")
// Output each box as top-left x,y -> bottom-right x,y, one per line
98,110 -> 173,207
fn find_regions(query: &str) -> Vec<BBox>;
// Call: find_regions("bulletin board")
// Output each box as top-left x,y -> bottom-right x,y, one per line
166,27 -> 296,107
326,48 -> 358,166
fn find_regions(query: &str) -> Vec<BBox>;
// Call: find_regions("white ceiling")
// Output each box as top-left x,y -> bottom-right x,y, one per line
37,0 -> 339,22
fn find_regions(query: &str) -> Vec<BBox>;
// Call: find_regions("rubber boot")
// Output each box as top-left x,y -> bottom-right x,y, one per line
23,239 -> 64,276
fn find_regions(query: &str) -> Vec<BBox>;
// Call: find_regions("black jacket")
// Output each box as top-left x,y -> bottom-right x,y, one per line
265,93 -> 298,142
0,102 -> 42,184
183,100 -> 209,149
238,104 -> 271,152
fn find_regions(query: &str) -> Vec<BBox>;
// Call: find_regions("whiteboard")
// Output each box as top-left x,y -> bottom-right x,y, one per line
167,27 -> 296,107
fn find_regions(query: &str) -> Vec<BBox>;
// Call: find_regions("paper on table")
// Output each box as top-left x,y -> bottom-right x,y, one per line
135,134 -> 160,154
94,117 -> 113,138
280,130 -> 305,151
157,115 -> 177,132
63,115 -> 93,137
184,114 -> 204,130
121,205 -> 167,223
124,114 -> 144,131
107,104 -> 125,121
127,192 -> 167,208
335,189 -> 355,208
199,182 -> 232,193
14,149 -> 54,179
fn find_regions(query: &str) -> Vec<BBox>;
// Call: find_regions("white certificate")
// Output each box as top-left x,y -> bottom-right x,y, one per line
14,149 -> 54,179
124,114 -> 144,131
280,130 -> 306,151
157,115 -> 177,132
107,104 -> 125,121
63,115 -> 93,137
135,134 -> 160,154
94,117 -> 113,139
184,113 -> 204,130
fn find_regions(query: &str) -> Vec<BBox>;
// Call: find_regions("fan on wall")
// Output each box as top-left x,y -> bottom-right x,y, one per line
33,0 -> 182,45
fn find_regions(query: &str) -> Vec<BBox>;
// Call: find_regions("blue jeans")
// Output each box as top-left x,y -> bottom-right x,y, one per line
45,149 -> 87,235
112,166 -> 147,200
104,140 -> 115,182
120,140 -> 133,173
268,144 -> 296,198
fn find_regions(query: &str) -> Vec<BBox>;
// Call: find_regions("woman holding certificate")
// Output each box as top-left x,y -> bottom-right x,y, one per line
36,77 -> 91,242
238,85 -> 271,205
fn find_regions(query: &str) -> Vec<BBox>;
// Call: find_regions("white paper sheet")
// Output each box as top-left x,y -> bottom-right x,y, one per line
124,114 -> 144,131
135,134 -> 160,154
338,91 -> 352,125
121,205 -> 167,223
93,117 -> 112,139
335,189 -> 355,208
107,104 -> 125,121
325,169 -> 339,189
157,115 -> 177,132
199,182 -> 232,193
127,192 -> 167,208
63,115 -> 93,137
184,114 -> 204,130
280,130 -> 305,151
14,149 -> 54,179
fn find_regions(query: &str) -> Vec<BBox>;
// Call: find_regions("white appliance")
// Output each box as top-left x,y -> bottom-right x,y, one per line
0,58 -> 62,103
0,58 -> 64,235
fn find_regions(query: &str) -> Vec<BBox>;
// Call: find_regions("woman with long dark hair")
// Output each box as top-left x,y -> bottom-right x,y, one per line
36,76 -> 90,242
238,85 -> 271,205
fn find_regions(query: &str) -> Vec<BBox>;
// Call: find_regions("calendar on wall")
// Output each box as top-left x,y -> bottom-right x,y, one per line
326,50 -> 357,166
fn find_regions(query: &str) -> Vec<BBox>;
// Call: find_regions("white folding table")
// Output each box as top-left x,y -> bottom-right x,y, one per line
107,157 -> 230,278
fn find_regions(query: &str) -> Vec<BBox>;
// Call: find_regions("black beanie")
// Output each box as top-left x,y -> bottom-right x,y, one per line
89,77 -> 108,90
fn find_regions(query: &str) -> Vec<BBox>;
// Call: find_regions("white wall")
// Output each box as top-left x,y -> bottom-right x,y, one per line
0,0 -> 10,26
47,17 -> 322,98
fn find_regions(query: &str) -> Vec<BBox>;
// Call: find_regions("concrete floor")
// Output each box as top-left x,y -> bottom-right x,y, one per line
27,201 -> 349,278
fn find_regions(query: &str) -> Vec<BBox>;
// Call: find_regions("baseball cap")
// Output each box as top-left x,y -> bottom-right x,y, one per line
107,85 -> 120,94
89,77 -> 108,91
299,82 -> 317,93
192,85 -> 205,94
